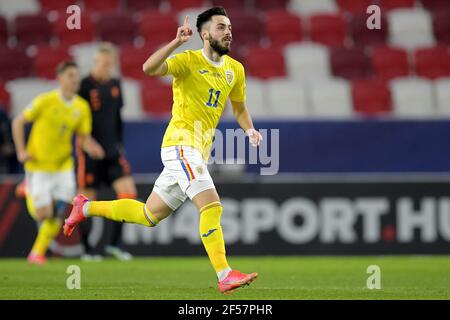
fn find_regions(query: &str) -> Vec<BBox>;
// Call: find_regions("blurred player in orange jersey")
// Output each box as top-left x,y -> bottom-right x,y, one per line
77,43 -> 137,261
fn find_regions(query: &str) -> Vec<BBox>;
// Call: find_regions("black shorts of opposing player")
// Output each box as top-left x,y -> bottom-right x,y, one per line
77,75 -> 131,189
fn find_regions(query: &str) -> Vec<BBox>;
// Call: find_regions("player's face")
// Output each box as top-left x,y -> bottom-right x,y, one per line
59,67 -> 80,94
207,16 -> 232,56
94,52 -> 115,78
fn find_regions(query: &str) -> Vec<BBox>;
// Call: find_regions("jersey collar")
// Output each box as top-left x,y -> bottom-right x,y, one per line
201,49 -> 225,68
57,90 -> 75,106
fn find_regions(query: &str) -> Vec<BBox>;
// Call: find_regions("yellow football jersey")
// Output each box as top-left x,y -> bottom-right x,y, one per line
23,90 -> 92,172
161,49 -> 246,159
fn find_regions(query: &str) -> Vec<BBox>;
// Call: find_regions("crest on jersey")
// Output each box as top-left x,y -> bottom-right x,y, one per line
226,70 -> 234,85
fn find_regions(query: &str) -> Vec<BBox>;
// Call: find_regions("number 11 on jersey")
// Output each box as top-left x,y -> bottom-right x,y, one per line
206,88 -> 221,108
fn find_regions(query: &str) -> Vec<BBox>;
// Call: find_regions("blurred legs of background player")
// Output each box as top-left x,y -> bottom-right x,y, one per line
77,153 -> 137,261
15,179 -> 66,265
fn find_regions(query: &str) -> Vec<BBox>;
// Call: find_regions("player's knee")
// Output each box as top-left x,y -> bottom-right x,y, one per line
35,207 -> 52,221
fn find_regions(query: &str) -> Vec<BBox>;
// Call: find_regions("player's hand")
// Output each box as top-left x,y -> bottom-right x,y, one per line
86,139 -> 105,160
176,16 -> 193,44
246,128 -> 263,147
16,150 -> 32,163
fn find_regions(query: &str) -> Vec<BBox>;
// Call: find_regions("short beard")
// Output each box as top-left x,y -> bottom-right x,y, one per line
209,36 -> 230,56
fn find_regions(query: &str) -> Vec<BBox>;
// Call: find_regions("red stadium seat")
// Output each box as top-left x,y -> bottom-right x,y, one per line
371,46 -> 409,81
414,46 -> 450,79
379,0 -> 416,11
352,80 -> 391,116
0,16 -> 7,46
82,0 -> 120,12
126,0 -> 162,11
309,14 -> 347,47
433,12 -> 450,45
14,14 -> 53,46
34,46 -> 72,79
350,14 -> 387,47
120,45 -> 153,80
167,0 -> 206,12
265,10 -> 302,48
244,46 -> 286,80
139,11 -> 178,47
330,47 -> 371,80
54,10 -> 95,45
420,0 -> 450,12
96,13 -> 137,45
227,10 -> 263,48
0,83 -> 10,112
253,0 -> 289,11
39,0 -> 76,11
336,0 -> 374,14
0,47 -> 32,81
141,79 -> 173,118
211,0 -> 246,10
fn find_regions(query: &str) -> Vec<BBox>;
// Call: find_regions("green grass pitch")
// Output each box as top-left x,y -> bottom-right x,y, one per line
1,256 -> 450,299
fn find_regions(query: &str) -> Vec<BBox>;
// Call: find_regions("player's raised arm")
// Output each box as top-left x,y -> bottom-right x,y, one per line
142,15 -> 193,76
230,100 -> 263,147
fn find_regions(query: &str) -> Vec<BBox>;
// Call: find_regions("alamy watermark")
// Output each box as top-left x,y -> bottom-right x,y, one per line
66,265 -> 81,290
367,5 -> 382,30
171,121 -> 280,175
366,265 -> 381,290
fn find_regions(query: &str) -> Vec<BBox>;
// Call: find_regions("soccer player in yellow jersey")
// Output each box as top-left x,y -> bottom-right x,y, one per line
64,7 -> 263,293
12,61 -> 104,264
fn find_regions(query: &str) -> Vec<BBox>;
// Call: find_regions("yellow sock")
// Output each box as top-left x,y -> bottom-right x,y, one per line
31,218 -> 62,256
199,201 -> 230,273
87,199 -> 159,227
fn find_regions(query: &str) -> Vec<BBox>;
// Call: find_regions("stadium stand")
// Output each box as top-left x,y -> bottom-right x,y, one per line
53,10 -> 95,45
14,14 -> 53,46
390,77 -> 435,117
266,79 -> 309,117
95,13 -> 137,45
387,8 -> 435,49
0,0 -> 449,119
414,45 -> 450,79
39,0 -> 76,12
434,77 -> 450,115
264,9 -> 303,48
351,79 -> 392,116
244,46 -> 286,80
330,47 -> 371,80
308,13 -> 348,47
33,45 -> 72,79
309,78 -> 353,117
284,42 -> 331,80
289,0 -> 338,16
371,45 -> 410,81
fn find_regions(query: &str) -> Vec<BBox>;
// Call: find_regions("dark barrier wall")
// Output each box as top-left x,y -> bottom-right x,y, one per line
1,179 -> 450,257
123,120 -> 450,174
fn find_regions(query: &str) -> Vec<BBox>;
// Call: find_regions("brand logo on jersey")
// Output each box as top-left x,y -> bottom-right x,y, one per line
202,228 -> 217,237
196,165 -> 203,174
199,69 -> 209,74
226,70 -> 234,84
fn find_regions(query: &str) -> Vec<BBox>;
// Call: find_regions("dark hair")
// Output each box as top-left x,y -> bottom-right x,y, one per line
196,6 -> 228,35
56,60 -> 78,75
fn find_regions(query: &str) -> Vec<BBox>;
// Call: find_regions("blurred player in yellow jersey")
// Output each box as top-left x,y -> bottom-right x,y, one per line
12,61 -> 104,264
64,7 -> 263,293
